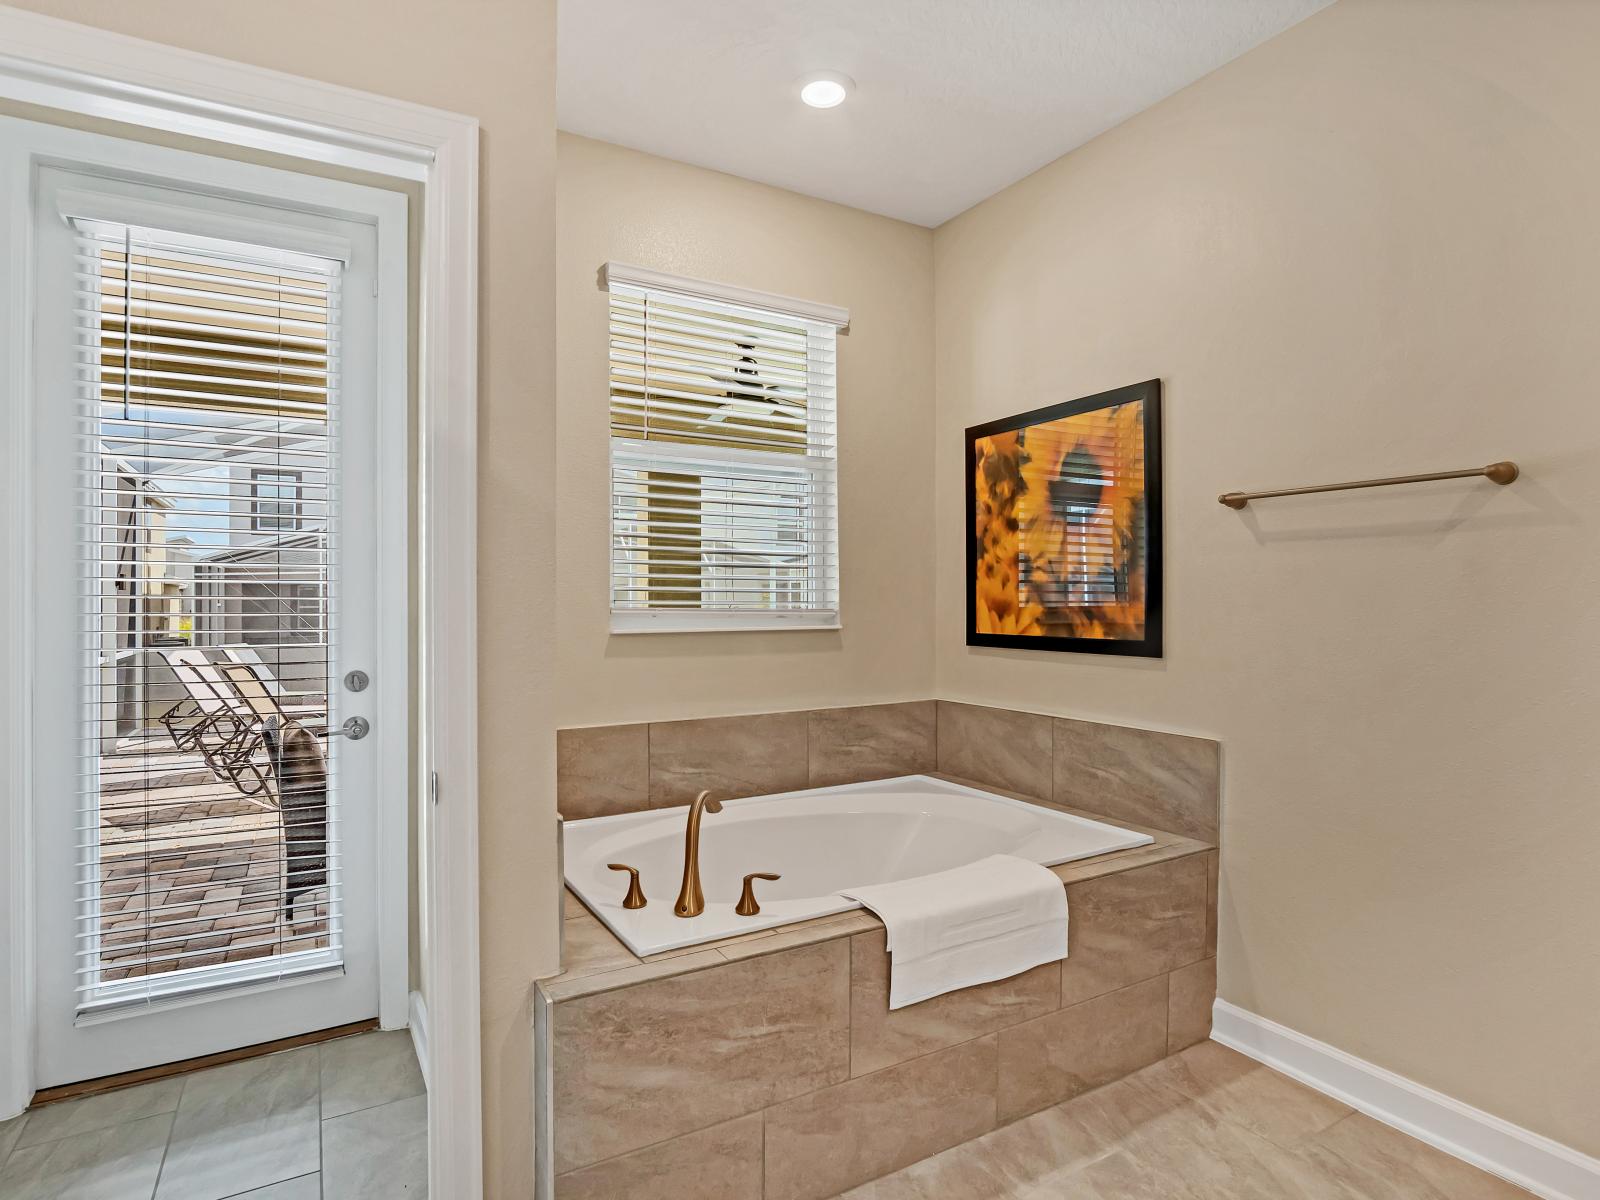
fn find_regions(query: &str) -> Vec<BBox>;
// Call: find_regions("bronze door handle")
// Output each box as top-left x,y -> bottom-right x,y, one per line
607,863 -> 647,909
735,872 -> 781,916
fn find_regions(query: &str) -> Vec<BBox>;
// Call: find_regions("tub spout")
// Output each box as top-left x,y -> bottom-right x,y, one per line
674,789 -> 723,918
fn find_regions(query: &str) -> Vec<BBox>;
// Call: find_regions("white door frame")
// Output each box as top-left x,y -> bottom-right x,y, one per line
0,8 -> 484,1198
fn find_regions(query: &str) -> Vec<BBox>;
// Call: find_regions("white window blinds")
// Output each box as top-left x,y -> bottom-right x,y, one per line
71,215 -> 345,1011
605,265 -> 845,632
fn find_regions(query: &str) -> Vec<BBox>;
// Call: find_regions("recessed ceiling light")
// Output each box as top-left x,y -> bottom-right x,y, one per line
799,73 -> 853,109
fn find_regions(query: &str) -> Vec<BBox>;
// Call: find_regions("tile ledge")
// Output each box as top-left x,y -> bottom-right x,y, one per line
537,783 -> 1213,1007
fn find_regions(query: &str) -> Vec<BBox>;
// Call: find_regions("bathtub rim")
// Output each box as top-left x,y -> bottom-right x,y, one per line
560,773 -> 1159,958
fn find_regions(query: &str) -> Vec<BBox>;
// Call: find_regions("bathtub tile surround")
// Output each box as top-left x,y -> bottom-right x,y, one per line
556,701 -> 1221,852
935,700 -> 1055,799
996,973 -> 1171,1122
1059,853 -> 1210,1006
552,1113 -> 764,1200
849,928 -> 1059,1076
763,1035 -> 999,1200
554,722 -> 649,820
1053,716 -> 1222,842
538,842 -> 1217,1197
546,701 -> 1222,1197
551,938 -> 850,1170
1167,956 -> 1219,1054
808,700 -> 937,788
557,702 -> 940,818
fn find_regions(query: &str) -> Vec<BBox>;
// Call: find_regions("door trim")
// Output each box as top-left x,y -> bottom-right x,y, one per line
0,9 -> 484,1198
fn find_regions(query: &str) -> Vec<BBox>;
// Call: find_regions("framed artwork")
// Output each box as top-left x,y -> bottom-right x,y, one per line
966,379 -> 1162,656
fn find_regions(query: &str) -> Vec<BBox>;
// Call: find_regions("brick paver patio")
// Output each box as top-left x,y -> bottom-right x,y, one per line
95,733 -> 330,983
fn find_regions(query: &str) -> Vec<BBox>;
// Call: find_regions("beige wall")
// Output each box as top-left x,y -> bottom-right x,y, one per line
933,0 -> 1600,1155
555,134 -> 936,727
6,2 -> 561,1193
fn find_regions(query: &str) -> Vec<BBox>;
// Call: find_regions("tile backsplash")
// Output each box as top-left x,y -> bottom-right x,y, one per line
556,699 -> 1220,843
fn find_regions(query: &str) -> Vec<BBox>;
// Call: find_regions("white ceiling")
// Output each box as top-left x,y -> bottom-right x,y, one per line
558,0 -> 1334,228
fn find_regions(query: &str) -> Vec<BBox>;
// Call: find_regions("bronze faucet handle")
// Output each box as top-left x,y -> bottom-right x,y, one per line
735,872 -> 781,917
606,863 -> 647,910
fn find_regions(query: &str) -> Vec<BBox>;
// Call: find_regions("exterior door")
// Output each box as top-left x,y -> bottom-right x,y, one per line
7,120 -> 408,1087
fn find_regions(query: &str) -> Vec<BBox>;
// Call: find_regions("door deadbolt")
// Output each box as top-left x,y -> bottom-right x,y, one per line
344,669 -> 370,692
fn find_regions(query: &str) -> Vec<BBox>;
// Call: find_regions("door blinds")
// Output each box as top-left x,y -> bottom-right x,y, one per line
607,277 -> 840,631
71,216 -> 344,1011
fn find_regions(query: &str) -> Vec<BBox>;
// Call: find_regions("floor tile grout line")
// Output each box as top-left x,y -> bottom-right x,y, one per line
316,1040 -> 325,1192
320,1085 -> 429,1124
148,1069 -> 188,1199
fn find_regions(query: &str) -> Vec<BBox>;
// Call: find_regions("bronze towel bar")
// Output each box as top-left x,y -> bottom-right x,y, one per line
1218,461 -> 1518,509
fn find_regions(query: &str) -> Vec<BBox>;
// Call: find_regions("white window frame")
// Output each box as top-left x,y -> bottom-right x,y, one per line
0,12 -> 485,1198
600,261 -> 848,634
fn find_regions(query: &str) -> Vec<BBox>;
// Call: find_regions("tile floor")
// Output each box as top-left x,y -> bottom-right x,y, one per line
0,1030 -> 425,1200
839,1040 -> 1534,1200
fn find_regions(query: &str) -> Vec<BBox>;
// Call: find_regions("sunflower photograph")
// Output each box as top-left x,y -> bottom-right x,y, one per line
966,380 -> 1162,656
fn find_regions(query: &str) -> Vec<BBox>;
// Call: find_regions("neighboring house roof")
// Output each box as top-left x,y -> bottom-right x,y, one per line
195,531 -> 325,567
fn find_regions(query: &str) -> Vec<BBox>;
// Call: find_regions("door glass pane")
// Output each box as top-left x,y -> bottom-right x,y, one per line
78,222 -> 344,1011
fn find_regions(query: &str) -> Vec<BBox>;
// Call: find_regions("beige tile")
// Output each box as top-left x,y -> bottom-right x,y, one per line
1050,840 -> 1211,886
0,1112 -> 26,1164
1167,958 -> 1217,1053
715,910 -> 879,962
1144,1040 -> 1352,1150
156,1046 -> 321,1200
228,1177 -> 321,1196
837,1070 -> 1117,1199
552,939 -> 849,1171
557,723 -> 649,820
556,910 -> 640,980
808,701 -> 936,787
764,1035 -> 998,1200
1053,717 -> 1221,843
228,1177 -> 322,1199
554,1113 -> 762,1200
936,702 -> 1053,799
849,927 -> 1059,1076
647,711 -> 809,807
997,975 -> 1169,1121
1298,1112 -> 1535,1199
1205,849 -> 1219,956
320,1092 -> 428,1199
836,1042 -> 1533,1200
562,887 -> 587,920
1061,854 -> 1209,1006
538,948 -> 727,1003
319,1029 -> 425,1120
0,1111 -> 172,1200
14,1077 -> 182,1148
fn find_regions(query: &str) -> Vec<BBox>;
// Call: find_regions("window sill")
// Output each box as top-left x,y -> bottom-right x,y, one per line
610,611 -> 841,635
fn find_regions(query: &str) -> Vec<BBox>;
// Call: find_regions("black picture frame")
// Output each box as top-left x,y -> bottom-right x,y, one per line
964,378 -> 1163,657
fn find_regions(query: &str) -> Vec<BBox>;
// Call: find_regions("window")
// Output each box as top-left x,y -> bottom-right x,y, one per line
251,468 -> 303,531
603,263 -> 846,632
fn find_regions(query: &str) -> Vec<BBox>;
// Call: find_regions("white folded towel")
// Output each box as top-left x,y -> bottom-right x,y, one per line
840,854 -> 1069,1010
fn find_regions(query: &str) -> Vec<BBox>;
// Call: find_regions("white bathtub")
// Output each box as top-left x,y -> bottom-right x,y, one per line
563,775 -> 1154,956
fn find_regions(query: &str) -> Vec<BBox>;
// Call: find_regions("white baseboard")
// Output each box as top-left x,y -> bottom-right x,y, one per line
1211,1000 -> 1600,1200
408,989 -> 430,1092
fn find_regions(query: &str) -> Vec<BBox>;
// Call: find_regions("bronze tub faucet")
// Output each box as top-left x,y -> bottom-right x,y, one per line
673,790 -> 723,917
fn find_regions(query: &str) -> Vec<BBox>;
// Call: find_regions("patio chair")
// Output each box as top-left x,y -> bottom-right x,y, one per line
221,647 -> 328,730
260,714 -> 329,922
157,652 -> 277,798
213,661 -> 306,801
156,648 -> 241,753
155,650 -> 272,796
